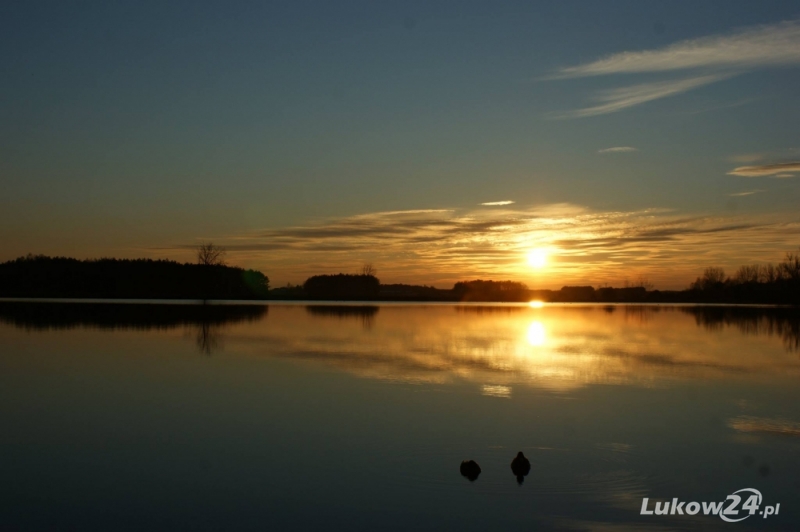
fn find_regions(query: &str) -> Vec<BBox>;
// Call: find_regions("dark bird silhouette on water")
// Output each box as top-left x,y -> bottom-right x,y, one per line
459,460 -> 481,481
510,451 -> 531,484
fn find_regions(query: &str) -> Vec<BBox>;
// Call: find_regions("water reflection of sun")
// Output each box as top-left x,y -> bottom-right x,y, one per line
527,321 -> 546,346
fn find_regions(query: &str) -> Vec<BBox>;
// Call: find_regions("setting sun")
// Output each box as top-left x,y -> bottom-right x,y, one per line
527,248 -> 548,268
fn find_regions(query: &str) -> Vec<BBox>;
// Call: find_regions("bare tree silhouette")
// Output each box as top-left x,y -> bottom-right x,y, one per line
360,263 -> 376,276
691,267 -> 726,291
197,243 -> 227,266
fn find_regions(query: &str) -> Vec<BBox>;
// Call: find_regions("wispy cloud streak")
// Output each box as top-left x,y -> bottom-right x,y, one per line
549,20 -> 800,116
554,20 -> 800,78
554,74 -> 731,119
728,162 -> 800,177
728,190 -> 764,197
481,201 -> 515,206
598,147 -> 637,154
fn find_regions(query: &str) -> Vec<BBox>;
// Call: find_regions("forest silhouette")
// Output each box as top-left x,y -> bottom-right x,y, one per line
0,255 -> 269,300
1,250 -> 799,304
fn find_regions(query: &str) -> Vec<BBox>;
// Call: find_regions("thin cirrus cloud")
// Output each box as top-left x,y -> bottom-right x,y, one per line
549,20 -> 800,117
728,416 -> 800,437
727,162 -> 800,177
728,190 -> 764,197
481,200 -> 515,206
597,146 -> 637,154
553,20 -> 800,78
553,74 -> 732,119
170,205 -> 800,288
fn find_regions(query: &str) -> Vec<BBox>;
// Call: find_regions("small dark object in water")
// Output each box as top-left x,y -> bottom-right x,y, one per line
460,460 -> 481,481
511,451 -> 531,484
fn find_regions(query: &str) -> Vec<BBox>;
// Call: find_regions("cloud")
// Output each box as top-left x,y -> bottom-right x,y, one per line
727,162 -> 800,176
728,190 -> 764,197
164,204 -> 800,289
553,20 -> 800,78
480,200 -> 515,206
728,416 -> 800,437
553,74 -> 731,119
549,20 -> 800,117
597,146 -> 637,154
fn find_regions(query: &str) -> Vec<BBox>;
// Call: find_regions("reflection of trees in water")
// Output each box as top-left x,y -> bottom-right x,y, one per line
623,305 -> 664,323
0,302 -> 267,330
195,322 -> 223,355
0,302 -> 268,355
682,306 -> 800,353
305,305 -> 379,329
454,306 -> 525,315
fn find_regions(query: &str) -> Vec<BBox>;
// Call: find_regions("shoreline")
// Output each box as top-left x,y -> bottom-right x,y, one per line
0,297 -> 795,308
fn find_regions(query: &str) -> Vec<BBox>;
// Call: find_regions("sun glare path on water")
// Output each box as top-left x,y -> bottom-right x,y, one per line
527,321 -> 547,347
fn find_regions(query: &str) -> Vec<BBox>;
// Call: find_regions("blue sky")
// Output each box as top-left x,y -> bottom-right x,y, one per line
2,1 -> 799,288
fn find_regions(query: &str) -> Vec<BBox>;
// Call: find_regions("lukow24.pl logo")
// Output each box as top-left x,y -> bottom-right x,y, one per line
641,488 -> 780,522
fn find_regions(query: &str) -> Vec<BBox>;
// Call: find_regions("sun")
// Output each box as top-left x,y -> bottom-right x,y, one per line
527,248 -> 548,268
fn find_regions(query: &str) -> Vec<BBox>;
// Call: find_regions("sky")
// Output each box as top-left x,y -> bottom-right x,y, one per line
1,0 -> 799,289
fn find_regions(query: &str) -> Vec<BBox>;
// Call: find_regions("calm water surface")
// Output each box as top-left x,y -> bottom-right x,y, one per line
1,302 -> 800,531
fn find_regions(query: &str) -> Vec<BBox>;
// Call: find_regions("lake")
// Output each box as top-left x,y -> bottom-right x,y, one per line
1,301 -> 799,531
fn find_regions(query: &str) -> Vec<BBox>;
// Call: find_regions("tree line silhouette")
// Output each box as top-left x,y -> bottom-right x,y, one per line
303,273 -> 380,300
687,250 -> 800,304
0,255 -> 269,300
1,248 -> 799,304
